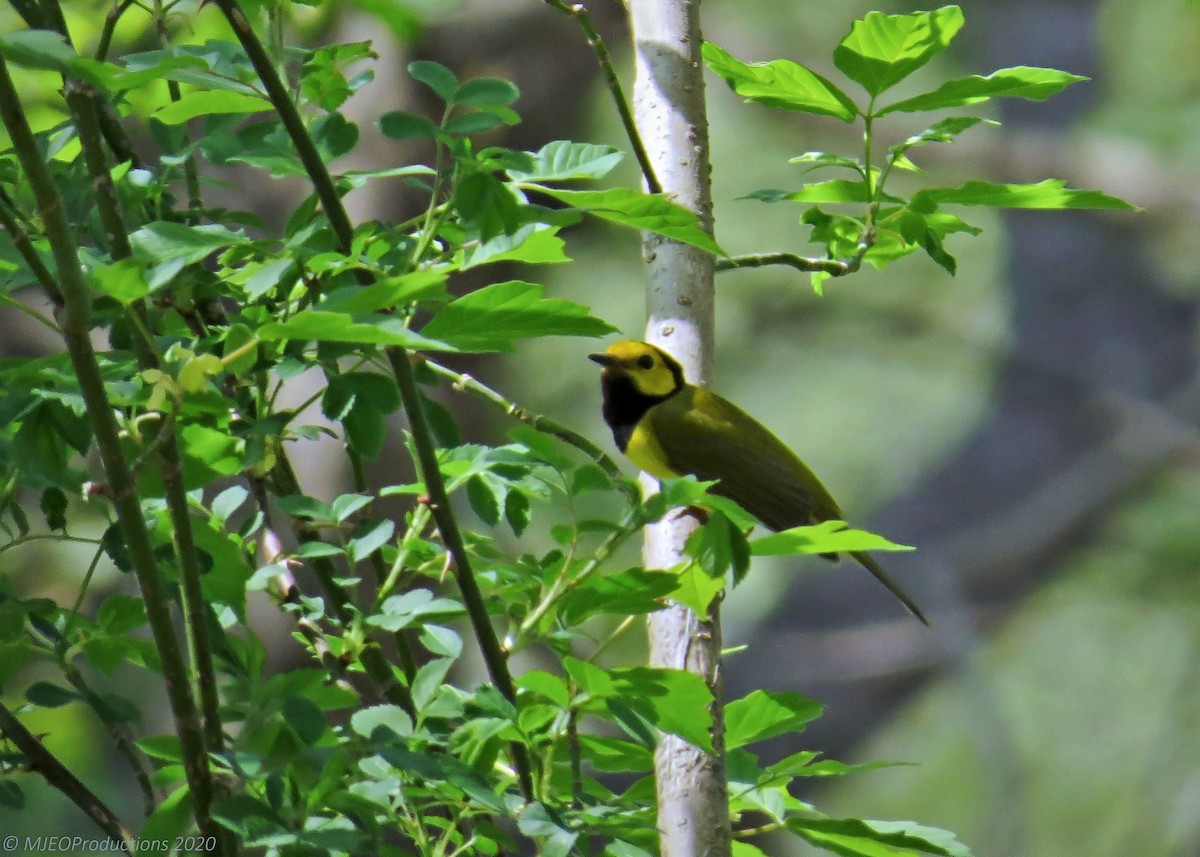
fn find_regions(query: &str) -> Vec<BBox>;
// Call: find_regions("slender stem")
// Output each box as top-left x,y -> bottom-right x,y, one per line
0,703 -> 137,849
94,0 -> 136,62
0,53 -> 220,846
513,515 -> 638,650
0,193 -> 64,309
716,252 -> 859,277
543,0 -> 662,194
423,358 -> 627,484
62,70 -> 228,789
215,0 -> 532,799
388,348 -> 535,800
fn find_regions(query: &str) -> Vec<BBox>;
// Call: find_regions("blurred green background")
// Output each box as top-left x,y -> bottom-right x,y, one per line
2,0 -> 1198,855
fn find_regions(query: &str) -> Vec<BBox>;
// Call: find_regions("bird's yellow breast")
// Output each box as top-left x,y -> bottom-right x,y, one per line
625,418 -> 679,481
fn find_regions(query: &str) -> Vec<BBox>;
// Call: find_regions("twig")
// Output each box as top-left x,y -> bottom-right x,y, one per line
715,249 -> 866,277
423,358 -> 628,485
0,703 -> 137,850
543,0 -> 662,194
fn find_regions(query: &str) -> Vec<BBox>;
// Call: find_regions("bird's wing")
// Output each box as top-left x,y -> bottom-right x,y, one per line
647,386 -> 843,532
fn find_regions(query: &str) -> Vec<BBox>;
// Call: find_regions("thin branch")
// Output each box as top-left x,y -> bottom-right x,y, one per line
543,0 -> 662,194
716,252 -> 859,276
422,358 -> 628,485
0,193 -> 64,309
214,0 -> 533,800
61,72 -> 228,787
0,52 -> 220,846
0,703 -> 137,850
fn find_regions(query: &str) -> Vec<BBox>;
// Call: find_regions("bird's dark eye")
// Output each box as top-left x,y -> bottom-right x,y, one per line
636,354 -> 655,370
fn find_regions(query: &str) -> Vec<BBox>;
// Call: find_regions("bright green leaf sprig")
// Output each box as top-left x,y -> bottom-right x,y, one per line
704,4 -> 1135,292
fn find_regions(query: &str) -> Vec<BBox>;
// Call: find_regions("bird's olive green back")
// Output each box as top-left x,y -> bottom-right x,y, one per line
645,385 -> 845,532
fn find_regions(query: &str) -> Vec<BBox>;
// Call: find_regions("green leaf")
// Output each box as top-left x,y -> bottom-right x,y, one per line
558,568 -> 676,625
890,117 -> 996,157
258,311 -> 456,349
787,817 -> 973,857
911,179 -> 1137,211
445,111 -> 510,135
462,225 -> 570,270
378,110 -> 439,140
532,186 -> 723,255
751,520 -> 914,557
0,30 -> 107,87
743,180 -> 878,205
669,561 -> 726,615
319,270 -> 450,314
350,704 -> 413,739
834,6 -> 965,98
368,589 -> 466,633
408,60 -> 458,102
516,671 -> 571,707
154,90 -> 270,124
129,222 -> 247,265
138,786 -> 192,849
420,280 -> 616,352
26,681 -> 79,707
702,42 -> 857,121
281,696 -> 327,745
882,66 -> 1087,114
89,258 -> 150,304
725,690 -> 823,749
466,474 -> 502,526
453,77 -> 520,106
506,140 -> 624,182
348,520 -> 394,563
787,151 -> 865,175
684,511 -> 750,583
610,667 -> 714,752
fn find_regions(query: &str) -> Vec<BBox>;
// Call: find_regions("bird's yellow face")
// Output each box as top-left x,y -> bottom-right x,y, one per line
588,341 -> 684,398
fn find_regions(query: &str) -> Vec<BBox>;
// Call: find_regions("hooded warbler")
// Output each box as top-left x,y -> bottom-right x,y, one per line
589,340 -> 927,625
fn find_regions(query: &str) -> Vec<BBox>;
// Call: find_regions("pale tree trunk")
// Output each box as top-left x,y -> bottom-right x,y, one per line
629,2 -> 731,856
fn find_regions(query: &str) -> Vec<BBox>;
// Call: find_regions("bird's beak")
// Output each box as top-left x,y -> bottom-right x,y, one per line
588,353 -> 620,369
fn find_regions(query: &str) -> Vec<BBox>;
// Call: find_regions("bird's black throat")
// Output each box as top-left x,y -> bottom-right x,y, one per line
598,372 -> 677,451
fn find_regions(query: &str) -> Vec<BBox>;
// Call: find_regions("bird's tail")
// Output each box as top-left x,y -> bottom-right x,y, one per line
849,551 -> 929,627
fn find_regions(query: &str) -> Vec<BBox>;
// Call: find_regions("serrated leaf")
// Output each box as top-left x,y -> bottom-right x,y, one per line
155,90 -> 270,124
129,222 -> 247,265
532,186 -> 723,254
320,270 -> 450,314
834,6 -> 965,97
420,280 -> 616,352
726,690 -> 823,749
702,42 -> 857,121
506,140 -> 624,182
669,561 -> 726,615
462,225 -> 569,269
911,179 -> 1136,210
882,66 -> 1087,114
787,817 -> 973,857
787,151 -> 865,175
743,180 -> 882,205
558,568 -> 676,625
751,520 -> 913,557
258,311 -> 457,349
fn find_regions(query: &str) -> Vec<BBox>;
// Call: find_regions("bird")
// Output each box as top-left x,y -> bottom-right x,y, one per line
588,339 -> 928,625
